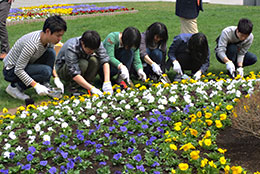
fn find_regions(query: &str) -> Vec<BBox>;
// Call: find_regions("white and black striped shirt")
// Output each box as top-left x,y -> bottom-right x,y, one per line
4,30 -> 52,86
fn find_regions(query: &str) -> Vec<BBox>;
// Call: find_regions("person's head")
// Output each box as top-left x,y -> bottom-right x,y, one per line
146,22 -> 168,45
80,30 -> 101,54
42,15 -> 67,44
236,18 -> 253,41
188,32 -> 209,69
122,27 -> 141,51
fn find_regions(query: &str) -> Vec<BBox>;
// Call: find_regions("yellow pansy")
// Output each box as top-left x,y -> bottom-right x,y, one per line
9,115 -> 16,120
220,156 -> 226,165
201,158 -> 208,167
170,144 -> 177,151
171,169 -> 176,174
190,150 -> 200,160
224,165 -> 230,174
204,139 -> 211,146
209,160 -> 217,168
218,148 -> 227,154
205,112 -> 212,119
220,113 -> 227,120
231,166 -> 243,174
196,111 -> 202,118
2,108 -> 8,113
139,85 -> 147,91
204,130 -> 211,138
178,163 -> 189,171
165,131 -> 169,135
189,128 -> 198,137
226,105 -> 233,110
215,120 -> 223,128
180,143 -> 195,151
116,88 -> 121,93
205,119 -> 213,126
165,138 -> 172,142
174,126 -> 181,131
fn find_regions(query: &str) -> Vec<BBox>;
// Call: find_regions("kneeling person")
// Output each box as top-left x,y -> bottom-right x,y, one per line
56,30 -> 113,96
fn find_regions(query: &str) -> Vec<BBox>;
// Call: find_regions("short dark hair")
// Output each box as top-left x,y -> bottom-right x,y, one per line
145,22 -> 168,45
80,30 -> 101,50
237,18 -> 253,35
188,32 -> 209,68
122,27 -> 141,51
43,15 -> 67,34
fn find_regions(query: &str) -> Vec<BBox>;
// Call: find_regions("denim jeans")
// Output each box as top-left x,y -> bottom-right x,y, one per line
110,47 -> 134,78
3,48 -> 55,90
143,48 -> 163,77
216,43 -> 257,67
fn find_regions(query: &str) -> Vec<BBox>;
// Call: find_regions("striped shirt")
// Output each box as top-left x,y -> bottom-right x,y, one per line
4,30 -> 53,86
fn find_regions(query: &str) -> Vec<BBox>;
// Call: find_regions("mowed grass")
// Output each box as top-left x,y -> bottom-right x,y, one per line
1,2 -> 260,110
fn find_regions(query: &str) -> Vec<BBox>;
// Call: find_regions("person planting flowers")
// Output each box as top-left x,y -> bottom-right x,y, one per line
103,26 -> 146,86
166,32 -> 210,80
56,30 -> 113,96
3,15 -> 67,101
215,18 -> 257,78
139,22 -> 168,81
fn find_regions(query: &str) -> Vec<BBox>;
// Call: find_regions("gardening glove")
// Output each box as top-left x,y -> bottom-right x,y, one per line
137,69 -> 147,81
151,62 -> 162,75
172,60 -> 183,75
53,77 -> 64,93
193,70 -> 202,80
226,61 -> 235,78
237,67 -> 244,77
90,86 -> 103,97
102,81 -> 113,95
34,83 -> 50,96
119,65 -> 130,81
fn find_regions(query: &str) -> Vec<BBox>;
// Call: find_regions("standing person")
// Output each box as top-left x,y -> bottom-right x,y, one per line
175,0 -> 203,34
140,22 -> 168,80
215,18 -> 257,78
103,26 -> 146,85
0,0 -> 14,60
166,32 -> 210,80
56,30 -> 113,96
3,15 -> 67,101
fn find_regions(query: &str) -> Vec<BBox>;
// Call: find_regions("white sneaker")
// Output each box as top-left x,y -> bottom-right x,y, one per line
5,84 -> 30,101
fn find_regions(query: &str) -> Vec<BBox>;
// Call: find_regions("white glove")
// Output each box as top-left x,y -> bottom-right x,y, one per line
237,67 -> 244,77
34,83 -> 50,96
53,77 -> 64,93
193,70 -> 202,80
90,86 -> 103,96
151,63 -> 162,75
226,61 -> 235,77
119,65 -> 130,81
102,81 -> 113,95
172,60 -> 183,75
137,69 -> 147,81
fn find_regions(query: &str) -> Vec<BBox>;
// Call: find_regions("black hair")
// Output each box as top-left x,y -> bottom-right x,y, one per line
80,30 -> 101,50
122,27 -> 141,51
145,22 -> 168,45
43,15 -> 67,34
237,18 -> 253,35
188,32 -> 209,70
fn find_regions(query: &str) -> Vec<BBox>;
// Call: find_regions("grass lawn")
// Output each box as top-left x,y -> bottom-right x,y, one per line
1,2 -> 260,110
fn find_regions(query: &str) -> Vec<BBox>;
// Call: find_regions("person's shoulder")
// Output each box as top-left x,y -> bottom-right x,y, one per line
222,26 -> 236,32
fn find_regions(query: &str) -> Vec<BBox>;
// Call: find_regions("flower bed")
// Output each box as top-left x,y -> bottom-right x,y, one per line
7,4 -> 135,22
0,72 -> 260,174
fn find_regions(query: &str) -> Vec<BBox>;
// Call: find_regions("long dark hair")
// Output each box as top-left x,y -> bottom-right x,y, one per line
145,22 -> 168,46
122,27 -> 141,51
188,32 -> 209,70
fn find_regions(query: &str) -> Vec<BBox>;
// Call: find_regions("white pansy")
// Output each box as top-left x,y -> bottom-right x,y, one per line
9,131 -> 16,140
83,120 -> 90,127
101,113 -> 108,119
90,115 -> 96,121
48,127 -> 54,132
169,96 -> 177,103
115,116 -> 121,120
125,104 -> 131,110
134,98 -> 139,103
119,100 -> 126,104
48,116 -> 55,121
0,132 -> 2,136
33,123 -> 41,132
38,120 -> 46,126
32,113 -> 38,119
20,113 -> 27,118
54,121 -> 61,125
235,90 -> 241,98
72,116 -> 77,121
96,101 -> 103,107
43,135 -> 50,142
54,110 -> 61,115
61,122 -> 68,128
77,111 -> 82,115
39,131 -> 44,136
137,102 -> 142,107
99,119 -> 104,123
15,146 -> 23,151
158,105 -> 165,110
58,118 -> 64,122
3,151 -> 10,158
139,106 -> 145,111
5,125 -> 11,130
4,143 -> 11,150
68,109 -> 74,115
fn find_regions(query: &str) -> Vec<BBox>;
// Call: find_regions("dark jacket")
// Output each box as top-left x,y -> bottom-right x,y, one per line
175,0 -> 203,19
56,37 -> 109,78
166,33 -> 210,73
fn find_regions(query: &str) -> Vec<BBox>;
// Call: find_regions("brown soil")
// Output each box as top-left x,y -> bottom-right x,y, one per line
216,126 -> 260,173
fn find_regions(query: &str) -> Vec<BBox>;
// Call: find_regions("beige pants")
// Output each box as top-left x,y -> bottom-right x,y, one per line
179,17 -> 198,34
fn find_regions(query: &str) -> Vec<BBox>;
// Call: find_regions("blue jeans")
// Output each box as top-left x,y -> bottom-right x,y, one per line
143,48 -> 163,77
110,47 -> 134,78
216,44 -> 257,67
3,48 -> 55,90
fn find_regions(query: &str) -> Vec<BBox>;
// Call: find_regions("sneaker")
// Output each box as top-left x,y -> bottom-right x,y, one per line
0,53 -> 7,60
5,84 -> 30,101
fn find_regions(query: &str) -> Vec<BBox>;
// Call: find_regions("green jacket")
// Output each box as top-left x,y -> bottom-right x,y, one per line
103,32 -> 143,71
